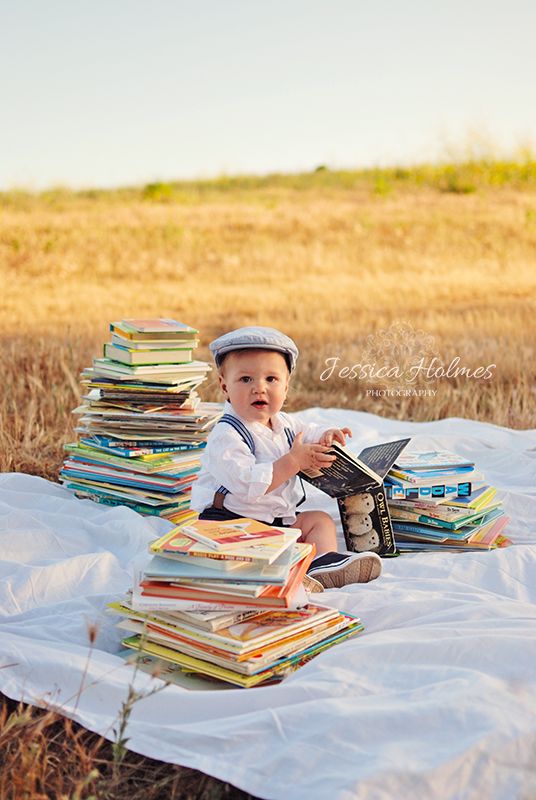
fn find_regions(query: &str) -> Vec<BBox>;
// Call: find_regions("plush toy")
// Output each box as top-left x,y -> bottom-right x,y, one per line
344,492 -> 375,515
349,529 -> 380,553
347,512 -> 373,536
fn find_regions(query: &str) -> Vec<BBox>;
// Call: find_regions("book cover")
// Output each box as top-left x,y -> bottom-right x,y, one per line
140,544 -> 315,608
179,517 -> 299,551
389,501 -> 502,530
92,358 -> 211,376
110,602 -> 341,656
119,651 -> 236,691
299,438 -> 411,556
385,480 -> 475,500
110,319 -> 199,338
121,613 -> 363,688
393,450 -> 475,471
389,466 -> 478,483
104,343 -> 194,366
142,541 -> 300,584
111,333 -> 199,350
149,527 -> 302,565
117,612 -> 352,671
444,485 -> 497,510
117,604 -> 263,632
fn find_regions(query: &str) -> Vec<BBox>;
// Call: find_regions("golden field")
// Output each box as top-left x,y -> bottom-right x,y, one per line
0,162 -> 535,798
1,162 -> 535,477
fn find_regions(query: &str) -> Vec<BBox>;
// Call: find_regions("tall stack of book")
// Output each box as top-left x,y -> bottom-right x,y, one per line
60,319 -> 223,523
108,517 -> 365,688
384,450 -> 511,552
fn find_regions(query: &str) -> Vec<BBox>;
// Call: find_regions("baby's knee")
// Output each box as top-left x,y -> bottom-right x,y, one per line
312,510 -> 336,532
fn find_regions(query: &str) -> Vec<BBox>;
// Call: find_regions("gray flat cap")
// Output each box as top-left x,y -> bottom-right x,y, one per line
209,326 -> 299,372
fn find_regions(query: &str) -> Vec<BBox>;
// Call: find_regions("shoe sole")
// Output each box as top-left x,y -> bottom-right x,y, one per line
302,574 -> 325,593
309,554 -> 382,589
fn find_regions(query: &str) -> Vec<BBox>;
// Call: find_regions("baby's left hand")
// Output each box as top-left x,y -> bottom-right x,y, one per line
319,427 -> 352,447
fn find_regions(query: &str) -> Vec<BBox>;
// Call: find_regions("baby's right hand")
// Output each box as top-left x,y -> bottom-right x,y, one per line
289,432 -> 337,472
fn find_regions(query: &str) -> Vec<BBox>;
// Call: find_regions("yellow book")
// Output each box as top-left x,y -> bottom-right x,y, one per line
150,523 -> 300,564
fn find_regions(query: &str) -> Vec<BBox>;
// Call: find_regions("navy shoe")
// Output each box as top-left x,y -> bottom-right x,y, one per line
307,551 -> 382,589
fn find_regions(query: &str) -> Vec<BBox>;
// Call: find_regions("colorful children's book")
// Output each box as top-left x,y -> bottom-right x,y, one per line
443,485 -> 497,510
110,319 -> 199,340
118,599 -> 262,632
149,527 -> 302,565
92,358 -> 211,377
392,450 -> 475,471
78,437 -> 200,458
111,334 -> 199,350
388,466 -> 479,483
110,603 -> 341,657
389,501 -> 503,530
139,545 -> 315,609
117,611 -> 349,668
64,442 -> 202,474
142,541 -> 301,585
119,650 -> 236,691
392,509 -> 506,541
104,344 -> 194,366
178,517 -> 296,551
61,461 -> 197,491
385,480 -> 475,500
120,614 -> 363,688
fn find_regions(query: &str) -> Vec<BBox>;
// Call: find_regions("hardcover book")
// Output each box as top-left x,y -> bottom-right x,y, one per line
178,517 -> 296,551
104,343 -> 194,366
110,319 -> 199,340
298,438 -> 411,556
149,526 -> 301,565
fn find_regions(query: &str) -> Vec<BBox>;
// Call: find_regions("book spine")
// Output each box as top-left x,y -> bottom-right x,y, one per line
414,513 -> 460,530
70,490 -> 171,516
392,521 -> 464,537
151,548 -> 254,563
386,481 -> 472,500
94,438 -> 200,450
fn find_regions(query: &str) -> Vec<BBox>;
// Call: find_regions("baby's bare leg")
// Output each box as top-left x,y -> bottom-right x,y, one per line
292,510 -> 337,556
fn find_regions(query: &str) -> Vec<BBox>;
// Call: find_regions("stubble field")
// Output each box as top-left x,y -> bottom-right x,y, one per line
1,164 -> 535,478
0,163 -> 535,798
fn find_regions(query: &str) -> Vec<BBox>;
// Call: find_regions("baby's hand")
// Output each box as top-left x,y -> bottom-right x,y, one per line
289,432 -> 336,472
319,427 -> 352,447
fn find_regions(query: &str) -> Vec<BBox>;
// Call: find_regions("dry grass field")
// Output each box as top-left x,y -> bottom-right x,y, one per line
1,161 -> 535,797
2,161 -> 536,477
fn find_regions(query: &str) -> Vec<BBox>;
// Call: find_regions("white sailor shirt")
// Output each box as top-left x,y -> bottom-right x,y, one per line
189,400 -> 327,525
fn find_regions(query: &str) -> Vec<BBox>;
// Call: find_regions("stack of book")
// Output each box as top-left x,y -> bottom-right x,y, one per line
384,450 -> 511,552
60,319 -> 223,523
109,517 -> 365,688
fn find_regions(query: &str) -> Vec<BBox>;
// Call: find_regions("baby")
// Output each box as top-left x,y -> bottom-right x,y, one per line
189,326 -> 382,589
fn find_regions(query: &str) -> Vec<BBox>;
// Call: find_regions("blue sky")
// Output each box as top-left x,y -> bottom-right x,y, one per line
1,0 -> 535,189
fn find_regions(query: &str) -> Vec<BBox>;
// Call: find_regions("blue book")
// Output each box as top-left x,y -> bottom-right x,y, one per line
399,466 -> 474,478
143,550 -> 295,585
385,480 -> 473,499
60,468 -> 192,494
81,437 -> 203,458
394,451 -> 475,470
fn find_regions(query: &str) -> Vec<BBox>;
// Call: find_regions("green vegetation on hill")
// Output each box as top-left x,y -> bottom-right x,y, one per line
2,156 -> 536,210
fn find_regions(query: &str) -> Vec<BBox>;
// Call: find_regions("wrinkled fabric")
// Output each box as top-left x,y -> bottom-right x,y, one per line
1,408 -> 535,800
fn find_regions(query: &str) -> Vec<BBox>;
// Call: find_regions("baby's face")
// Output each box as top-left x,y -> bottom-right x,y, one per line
219,349 -> 290,427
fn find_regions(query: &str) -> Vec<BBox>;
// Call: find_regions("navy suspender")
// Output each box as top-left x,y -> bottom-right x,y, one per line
214,414 -> 307,508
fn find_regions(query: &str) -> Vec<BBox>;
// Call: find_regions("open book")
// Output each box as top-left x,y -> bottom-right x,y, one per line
299,438 -> 411,556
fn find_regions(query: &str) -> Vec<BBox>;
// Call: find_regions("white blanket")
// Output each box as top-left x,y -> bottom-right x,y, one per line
1,409 -> 535,800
